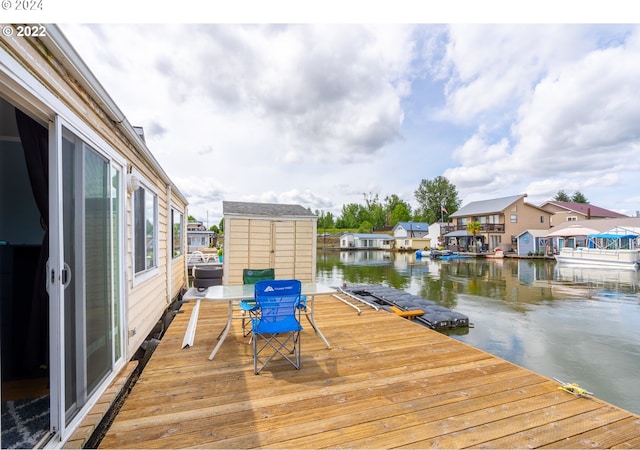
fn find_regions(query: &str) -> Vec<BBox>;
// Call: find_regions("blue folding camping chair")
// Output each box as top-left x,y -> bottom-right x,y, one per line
249,279 -> 303,374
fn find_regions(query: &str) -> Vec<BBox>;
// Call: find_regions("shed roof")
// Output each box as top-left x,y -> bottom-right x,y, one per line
223,201 -> 316,218
517,229 -> 552,238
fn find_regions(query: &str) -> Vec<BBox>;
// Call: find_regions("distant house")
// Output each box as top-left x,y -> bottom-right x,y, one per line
391,222 -> 430,250
186,220 -> 217,252
540,201 -> 627,225
448,194 -> 552,252
426,222 -> 454,248
395,236 -> 431,251
187,230 -> 218,252
340,233 -> 393,250
391,222 -> 429,238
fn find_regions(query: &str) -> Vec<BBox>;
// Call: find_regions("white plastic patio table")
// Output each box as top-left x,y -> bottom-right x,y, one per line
181,282 -> 336,360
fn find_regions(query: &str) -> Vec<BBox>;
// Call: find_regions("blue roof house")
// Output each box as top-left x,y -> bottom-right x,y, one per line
392,222 -> 429,238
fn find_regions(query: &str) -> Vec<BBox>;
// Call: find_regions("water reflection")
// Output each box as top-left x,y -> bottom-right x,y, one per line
317,250 -> 640,415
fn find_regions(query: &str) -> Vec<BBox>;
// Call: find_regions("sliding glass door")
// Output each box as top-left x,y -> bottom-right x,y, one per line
55,125 -> 124,428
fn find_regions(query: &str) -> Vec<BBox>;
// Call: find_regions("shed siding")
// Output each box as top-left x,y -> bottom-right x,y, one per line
518,233 -> 535,255
249,219 -> 272,268
224,215 -> 316,285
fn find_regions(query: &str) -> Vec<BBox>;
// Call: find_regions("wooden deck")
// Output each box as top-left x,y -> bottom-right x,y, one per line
99,294 -> 640,449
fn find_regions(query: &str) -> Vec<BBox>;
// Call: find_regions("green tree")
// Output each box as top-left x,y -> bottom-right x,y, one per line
316,210 -> 335,230
390,203 -> 412,225
362,193 -> 386,228
358,220 -> 373,233
414,176 -> 461,224
209,225 -> 220,234
466,221 -> 482,251
218,218 -> 224,233
337,203 -> 364,228
554,190 -> 571,201
384,194 -> 412,226
571,191 -> 589,203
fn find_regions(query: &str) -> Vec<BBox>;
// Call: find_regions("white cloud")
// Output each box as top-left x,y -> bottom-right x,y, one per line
59,23 -> 640,222
438,25 -> 640,209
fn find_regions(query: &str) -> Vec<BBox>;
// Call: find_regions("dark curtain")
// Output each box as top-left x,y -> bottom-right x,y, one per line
15,108 -> 49,376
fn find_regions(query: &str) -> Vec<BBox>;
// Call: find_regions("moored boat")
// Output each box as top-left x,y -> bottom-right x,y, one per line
486,247 -> 505,259
554,247 -> 640,269
554,231 -> 640,269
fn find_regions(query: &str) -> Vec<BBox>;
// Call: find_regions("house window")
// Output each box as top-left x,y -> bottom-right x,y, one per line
540,216 -> 545,223
510,214 -> 518,223
172,208 -> 183,258
567,216 -> 578,221
134,185 -> 158,274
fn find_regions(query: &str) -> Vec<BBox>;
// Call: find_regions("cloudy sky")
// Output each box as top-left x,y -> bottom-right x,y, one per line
49,7 -> 640,225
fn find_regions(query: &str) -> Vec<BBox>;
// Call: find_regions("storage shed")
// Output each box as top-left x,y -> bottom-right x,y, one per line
222,201 -> 317,285
516,229 -> 550,256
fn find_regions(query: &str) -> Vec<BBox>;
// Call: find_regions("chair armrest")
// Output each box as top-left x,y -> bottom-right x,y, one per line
239,299 -> 256,311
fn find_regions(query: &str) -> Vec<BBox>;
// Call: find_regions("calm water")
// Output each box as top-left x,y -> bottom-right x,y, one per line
316,250 -> 640,416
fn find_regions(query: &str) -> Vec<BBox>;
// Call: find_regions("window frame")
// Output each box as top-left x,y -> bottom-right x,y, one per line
171,206 -> 184,259
132,174 -> 159,284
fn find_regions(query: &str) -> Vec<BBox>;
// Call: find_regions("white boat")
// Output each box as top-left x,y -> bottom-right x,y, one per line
485,248 -> 505,259
554,231 -> 640,269
555,247 -> 640,269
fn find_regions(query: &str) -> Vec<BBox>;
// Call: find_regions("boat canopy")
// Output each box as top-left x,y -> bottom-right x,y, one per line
587,233 -> 639,250
588,233 -> 637,240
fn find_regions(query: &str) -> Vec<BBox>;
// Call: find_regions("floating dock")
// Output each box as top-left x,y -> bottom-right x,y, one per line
339,284 -> 469,330
98,294 -> 640,449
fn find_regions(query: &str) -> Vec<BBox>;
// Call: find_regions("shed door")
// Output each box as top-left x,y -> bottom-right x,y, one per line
272,221 -> 295,278
273,220 -> 314,281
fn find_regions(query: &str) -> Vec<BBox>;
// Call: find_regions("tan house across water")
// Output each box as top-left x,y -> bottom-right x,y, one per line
540,200 -> 628,225
447,194 -> 552,252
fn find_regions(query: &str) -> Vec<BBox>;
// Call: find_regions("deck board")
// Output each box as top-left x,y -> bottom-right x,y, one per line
99,294 -> 640,449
